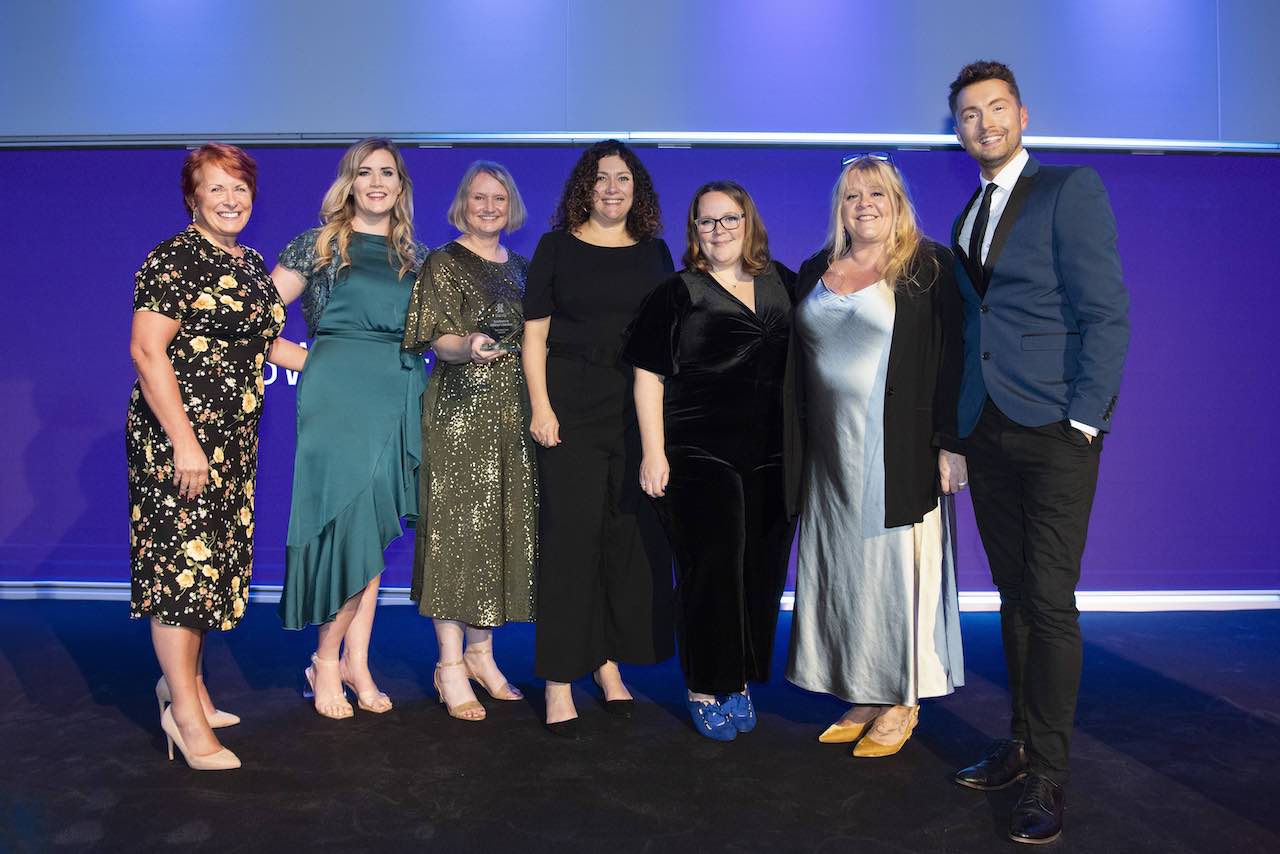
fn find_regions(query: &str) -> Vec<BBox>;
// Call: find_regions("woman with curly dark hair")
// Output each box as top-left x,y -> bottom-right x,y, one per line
522,140 -> 675,736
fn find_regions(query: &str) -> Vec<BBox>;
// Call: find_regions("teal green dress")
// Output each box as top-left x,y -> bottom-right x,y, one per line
278,230 -> 428,628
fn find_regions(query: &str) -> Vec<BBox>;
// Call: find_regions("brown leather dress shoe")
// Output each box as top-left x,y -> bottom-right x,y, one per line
953,739 -> 1029,790
1009,774 -> 1065,845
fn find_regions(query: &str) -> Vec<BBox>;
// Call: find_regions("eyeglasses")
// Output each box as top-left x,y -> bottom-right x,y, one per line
694,213 -> 746,233
841,151 -> 893,166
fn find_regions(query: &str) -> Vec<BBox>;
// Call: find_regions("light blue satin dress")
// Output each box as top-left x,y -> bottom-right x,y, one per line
786,280 -> 964,705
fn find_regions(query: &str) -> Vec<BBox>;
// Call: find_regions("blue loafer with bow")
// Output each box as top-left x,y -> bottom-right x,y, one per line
721,690 -> 757,733
686,696 -> 737,741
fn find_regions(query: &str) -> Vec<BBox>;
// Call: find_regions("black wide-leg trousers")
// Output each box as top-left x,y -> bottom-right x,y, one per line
966,399 -> 1102,786
652,446 -> 792,695
534,356 -> 674,683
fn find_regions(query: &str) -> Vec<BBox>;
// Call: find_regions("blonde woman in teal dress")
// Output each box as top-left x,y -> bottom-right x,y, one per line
403,161 -> 536,721
272,139 -> 428,719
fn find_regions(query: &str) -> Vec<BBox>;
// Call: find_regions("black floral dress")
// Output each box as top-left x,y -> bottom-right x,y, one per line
127,226 -> 285,631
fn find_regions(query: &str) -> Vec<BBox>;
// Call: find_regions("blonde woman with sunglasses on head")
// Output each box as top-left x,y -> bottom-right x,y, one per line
784,154 -> 966,757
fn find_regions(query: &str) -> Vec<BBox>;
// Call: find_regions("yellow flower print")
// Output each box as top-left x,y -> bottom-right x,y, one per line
241,392 -> 257,413
144,441 -> 154,464
239,506 -> 251,526
192,293 -> 217,310
231,576 -> 241,593
219,295 -> 245,311
232,597 -> 246,618
255,352 -> 264,368
256,376 -> 264,395
200,564 -> 219,581
176,569 -> 195,589
218,274 -> 237,289
221,619 -> 232,630
271,303 -> 285,324
212,446 -> 225,463
183,538 -> 212,562
131,504 -> 141,522
209,468 -> 222,488
190,336 -> 209,352
244,481 -> 254,499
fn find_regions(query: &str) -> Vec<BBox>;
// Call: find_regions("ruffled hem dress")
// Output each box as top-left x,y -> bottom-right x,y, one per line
277,230 -> 428,629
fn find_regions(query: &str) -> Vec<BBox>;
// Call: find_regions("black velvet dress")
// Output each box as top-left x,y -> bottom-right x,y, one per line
623,262 -> 794,694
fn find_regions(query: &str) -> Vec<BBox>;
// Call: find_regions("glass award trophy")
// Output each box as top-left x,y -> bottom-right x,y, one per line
477,297 -> 522,353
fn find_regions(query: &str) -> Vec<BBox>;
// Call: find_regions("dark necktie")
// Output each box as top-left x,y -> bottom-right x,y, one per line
968,182 -> 998,269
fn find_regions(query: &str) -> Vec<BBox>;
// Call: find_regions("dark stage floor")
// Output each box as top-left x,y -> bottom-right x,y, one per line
1,601 -> 1278,853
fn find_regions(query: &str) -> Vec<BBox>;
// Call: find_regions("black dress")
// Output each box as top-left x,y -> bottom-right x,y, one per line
523,230 -> 676,683
622,263 -> 794,694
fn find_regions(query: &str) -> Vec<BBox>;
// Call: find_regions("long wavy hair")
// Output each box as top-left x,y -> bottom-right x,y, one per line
683,181 -> 771,277
314,138 -> 418,278
825,157 -> 938,291
551,140 -> 662,240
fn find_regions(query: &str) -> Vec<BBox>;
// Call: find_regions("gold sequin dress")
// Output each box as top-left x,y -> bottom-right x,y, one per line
402,241 -> 537,626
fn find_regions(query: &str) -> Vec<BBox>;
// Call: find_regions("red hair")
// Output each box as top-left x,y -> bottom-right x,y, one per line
181,143 -> 258,214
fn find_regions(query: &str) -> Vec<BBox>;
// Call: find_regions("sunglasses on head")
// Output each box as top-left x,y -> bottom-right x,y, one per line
841,151 -> 893,166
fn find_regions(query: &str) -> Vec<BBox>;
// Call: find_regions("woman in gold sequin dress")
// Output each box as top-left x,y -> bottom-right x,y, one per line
128,144 -> 307,769
403,161 -> 536,721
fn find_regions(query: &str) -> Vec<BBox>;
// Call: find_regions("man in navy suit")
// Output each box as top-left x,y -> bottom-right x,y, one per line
942,60 -> 1130,845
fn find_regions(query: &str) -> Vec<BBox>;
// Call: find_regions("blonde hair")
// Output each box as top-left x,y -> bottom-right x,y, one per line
314,138 -> 418,278
446,161 -> 527,234
825,157 -> 937,290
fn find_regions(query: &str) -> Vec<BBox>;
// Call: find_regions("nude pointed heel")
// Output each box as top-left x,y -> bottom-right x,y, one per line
160,706 -> 240,770
156,675 -> 240,728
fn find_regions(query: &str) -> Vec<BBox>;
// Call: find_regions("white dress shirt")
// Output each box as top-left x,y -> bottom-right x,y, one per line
959,147 -> 1098,437
958,147 -> 1028,265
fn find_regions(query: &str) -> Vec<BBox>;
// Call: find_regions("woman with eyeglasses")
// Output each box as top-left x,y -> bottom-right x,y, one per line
623,180 -> 794,741
784,154 -> 966,757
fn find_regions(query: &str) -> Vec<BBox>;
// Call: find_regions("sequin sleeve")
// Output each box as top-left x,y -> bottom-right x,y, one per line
403,248 -> 472,352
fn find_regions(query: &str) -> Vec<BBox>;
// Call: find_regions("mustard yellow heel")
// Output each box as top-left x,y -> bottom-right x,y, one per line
852,706 -> 920,757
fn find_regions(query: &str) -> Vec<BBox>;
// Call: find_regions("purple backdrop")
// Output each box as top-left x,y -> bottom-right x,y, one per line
1,145 -> 1276,591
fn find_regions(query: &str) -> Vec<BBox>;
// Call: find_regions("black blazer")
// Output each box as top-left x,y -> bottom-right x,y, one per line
782,241 -> 963,528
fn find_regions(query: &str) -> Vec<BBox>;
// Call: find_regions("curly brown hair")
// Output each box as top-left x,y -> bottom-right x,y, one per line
551,140 -> 662,240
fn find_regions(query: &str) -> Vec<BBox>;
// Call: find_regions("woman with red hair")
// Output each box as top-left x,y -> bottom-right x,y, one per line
127,143 -> 307,770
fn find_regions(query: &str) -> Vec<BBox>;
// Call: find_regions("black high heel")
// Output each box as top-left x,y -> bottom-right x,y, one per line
544,717 -> 583,739
592,672 -> 635,718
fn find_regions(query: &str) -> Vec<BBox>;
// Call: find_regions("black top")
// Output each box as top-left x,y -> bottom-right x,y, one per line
623,263 -> 795,461
524,230 -> 674,361
783,241 -> 964,527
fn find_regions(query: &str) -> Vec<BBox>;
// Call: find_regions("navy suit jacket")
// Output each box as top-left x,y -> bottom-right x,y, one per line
951,154 -> 1130,438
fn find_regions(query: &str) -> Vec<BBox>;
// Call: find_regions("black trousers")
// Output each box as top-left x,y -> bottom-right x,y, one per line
533,356 -> 674,683
652,447 -> 791,695
966,399 -> 1101,786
